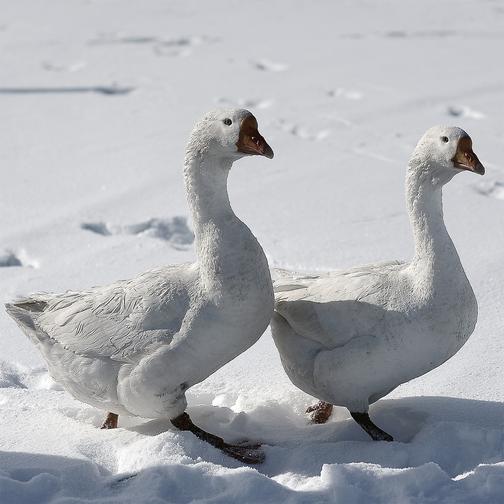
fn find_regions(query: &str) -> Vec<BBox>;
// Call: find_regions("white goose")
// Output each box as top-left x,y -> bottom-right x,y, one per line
271,126 -> 484,441
6,108 -> 274,463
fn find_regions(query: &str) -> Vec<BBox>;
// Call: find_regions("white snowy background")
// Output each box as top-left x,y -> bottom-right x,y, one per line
1,0 -> 504,502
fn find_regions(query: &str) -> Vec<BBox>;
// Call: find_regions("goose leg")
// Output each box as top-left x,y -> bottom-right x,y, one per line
350,411 -> 393,441
101,412 -> 119,429
306,401 -> 333,424
170,412 -> 264,464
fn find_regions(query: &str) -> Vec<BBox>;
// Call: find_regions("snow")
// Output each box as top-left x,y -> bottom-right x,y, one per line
1,0 -> 503,502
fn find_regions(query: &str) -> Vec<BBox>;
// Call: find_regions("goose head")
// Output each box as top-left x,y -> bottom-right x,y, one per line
410,126 -> 485,186
190,108 -> 274,161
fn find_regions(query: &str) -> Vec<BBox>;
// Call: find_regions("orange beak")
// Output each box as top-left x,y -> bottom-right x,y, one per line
236,115 -> 274,159
452,136 -> 485,175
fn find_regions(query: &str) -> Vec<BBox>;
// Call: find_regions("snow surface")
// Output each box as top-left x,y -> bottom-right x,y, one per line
1,0 -> 504,502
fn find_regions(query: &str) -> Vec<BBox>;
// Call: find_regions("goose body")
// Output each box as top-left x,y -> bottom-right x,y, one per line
271,126 -> 484,440
6,108 -> 274,462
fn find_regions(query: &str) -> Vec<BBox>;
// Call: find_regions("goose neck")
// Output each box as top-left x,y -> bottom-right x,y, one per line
406,162 -> 459,269
184,149 -> 235,234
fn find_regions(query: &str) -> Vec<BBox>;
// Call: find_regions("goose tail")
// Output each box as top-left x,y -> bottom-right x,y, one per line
5,296 -> 50,346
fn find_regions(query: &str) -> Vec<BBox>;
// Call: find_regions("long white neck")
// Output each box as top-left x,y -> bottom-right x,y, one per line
406,159 -> 463,280
184,143 -> 264,296
184,150 -> 235,235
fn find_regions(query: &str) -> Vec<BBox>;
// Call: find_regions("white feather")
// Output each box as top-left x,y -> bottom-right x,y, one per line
271,126 -> 479,412
6,108 -> 274,420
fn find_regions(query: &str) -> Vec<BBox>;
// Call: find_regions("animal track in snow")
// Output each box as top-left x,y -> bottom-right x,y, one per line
81,216 -> 194,249
0,85 -> 134,96
447,105 -> 486,120
251,59 -> 289,72
328,88 -> 364,100
90,33 -> 218,58
272,119 -> 331,141
154,36 -> 217,57
215,97 -> 274,110
91,34 -> 158,45
474,180 -> 504,200
385,29 -> 457,39
383,30 -> 504,39
339,30 -> 504,41
42,61 -> 87,73
0,250 -> 38,268
0,251 -> 22,267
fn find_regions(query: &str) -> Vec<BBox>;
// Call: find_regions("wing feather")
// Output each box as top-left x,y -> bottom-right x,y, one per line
32,264 -> 196,362
272,261 -> 405,348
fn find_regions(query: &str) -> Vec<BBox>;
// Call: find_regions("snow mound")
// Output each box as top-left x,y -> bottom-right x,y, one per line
1,390 -> 504,503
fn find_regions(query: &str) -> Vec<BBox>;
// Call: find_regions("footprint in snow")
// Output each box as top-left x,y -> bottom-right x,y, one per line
42,61 -> 87,73
89,33 -> 218,58
216,97 -> 273,110
0,85 -> 134,96
272,119 -> 331,141
328,88 -> 364,101
81,216 -> 194,249
154,36 -> 218,57
0,251 -> 22,267
447,105 -> 486,120
473,180 -> 504,200
385,29 -> 458,39
89,33 -> 161,45
0,250 -> 38,268
251,59 -> 289,72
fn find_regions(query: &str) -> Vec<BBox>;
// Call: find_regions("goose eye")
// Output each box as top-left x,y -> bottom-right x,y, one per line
441,136 -> 449,143
223,118 -> 232,126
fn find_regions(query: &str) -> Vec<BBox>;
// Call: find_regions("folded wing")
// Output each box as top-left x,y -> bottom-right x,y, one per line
6,264 -> 197,362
